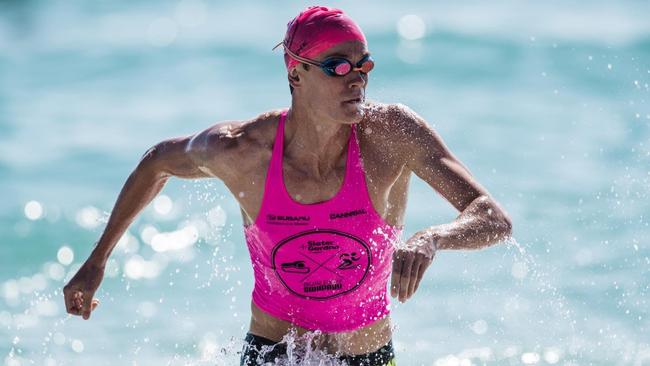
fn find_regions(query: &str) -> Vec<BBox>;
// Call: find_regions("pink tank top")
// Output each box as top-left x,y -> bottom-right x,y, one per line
243,109 -> 403,332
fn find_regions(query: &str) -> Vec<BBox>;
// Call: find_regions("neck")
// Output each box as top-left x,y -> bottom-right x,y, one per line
284,101 -> 351,179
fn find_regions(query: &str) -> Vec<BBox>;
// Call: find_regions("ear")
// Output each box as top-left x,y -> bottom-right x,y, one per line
288,67 -> 301,88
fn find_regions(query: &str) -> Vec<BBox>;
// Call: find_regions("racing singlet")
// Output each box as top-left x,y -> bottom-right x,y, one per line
243,109 -> 403,332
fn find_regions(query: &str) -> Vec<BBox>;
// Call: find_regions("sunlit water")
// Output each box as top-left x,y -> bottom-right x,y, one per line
1,0 -> 649,365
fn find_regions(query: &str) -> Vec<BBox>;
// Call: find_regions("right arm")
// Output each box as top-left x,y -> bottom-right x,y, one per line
91,134 -> 217,264
63,126 -> 230,319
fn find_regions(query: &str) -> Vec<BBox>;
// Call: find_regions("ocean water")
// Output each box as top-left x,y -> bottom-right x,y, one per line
1,0 -> 649,365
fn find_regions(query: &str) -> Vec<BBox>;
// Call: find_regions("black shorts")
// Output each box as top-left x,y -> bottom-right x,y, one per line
239,332 -> 396,365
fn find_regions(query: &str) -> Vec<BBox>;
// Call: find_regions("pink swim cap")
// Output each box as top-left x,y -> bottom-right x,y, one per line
278,6 -> 367,71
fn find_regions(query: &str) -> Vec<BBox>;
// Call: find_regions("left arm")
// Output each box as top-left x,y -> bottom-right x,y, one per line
415,195 -> 512,251
387,104 -> 513,302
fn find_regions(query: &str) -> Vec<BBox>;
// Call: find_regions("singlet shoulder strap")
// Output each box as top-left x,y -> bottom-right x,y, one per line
260,109 -> 288,203
339,123 -> 372,197
270,110 -> 287,173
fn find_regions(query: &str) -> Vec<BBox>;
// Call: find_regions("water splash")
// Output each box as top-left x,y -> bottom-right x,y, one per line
241,328 -> 373,366
505,236 -> 576,332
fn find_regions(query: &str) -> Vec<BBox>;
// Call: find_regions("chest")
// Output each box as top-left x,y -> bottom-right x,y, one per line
230,139 -> 407,226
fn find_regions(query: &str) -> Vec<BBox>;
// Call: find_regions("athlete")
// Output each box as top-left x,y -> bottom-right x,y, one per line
63,6 -> 512,365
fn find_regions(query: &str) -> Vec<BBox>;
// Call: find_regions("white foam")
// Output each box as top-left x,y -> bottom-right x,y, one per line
150,225 -> 198,252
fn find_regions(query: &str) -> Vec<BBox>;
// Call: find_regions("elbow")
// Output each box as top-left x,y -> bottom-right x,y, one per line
491,203 -> 513,242
136,144 -> 171,181
476,195 -> 513,241
500,214 -> 513,240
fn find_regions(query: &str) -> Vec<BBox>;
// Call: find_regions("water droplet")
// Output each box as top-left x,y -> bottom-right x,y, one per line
471,319 -> 488,335
57,246 -> 74,266
207,205 -> 227,227
75,206 -> 101,229
543,348 -> 561,364
46,262 -> 65,281
71,339 -> 84,353
24,200 -> 43,220
521,352 -> 540,364
396,15 -> 426,41
153,194 -> 173,215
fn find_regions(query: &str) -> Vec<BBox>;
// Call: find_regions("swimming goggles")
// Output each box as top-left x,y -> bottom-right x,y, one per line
273,41 -> 375,77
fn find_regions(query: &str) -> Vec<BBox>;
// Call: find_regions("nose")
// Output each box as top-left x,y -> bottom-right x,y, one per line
348,70 -> 366,89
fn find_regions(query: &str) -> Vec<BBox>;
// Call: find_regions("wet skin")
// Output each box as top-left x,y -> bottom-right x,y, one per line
63,41 -> 512,356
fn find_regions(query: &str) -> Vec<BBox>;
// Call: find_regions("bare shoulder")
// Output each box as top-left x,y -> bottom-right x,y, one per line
361,101 -> 428,135
189,109 -> 282,151
360,101 -> 443,156
186,109 -> 284,179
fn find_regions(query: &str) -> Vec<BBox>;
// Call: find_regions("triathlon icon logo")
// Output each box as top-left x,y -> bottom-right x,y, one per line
337,252 -> 361,270
272,229 -> 371,300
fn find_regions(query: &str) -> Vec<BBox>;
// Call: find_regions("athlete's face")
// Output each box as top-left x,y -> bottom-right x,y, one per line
290,41 -> 370,125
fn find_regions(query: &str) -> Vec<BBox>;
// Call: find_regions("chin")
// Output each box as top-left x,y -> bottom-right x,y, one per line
338,102 -> 366,124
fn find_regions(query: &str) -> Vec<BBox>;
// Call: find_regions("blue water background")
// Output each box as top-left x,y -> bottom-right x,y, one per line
1,0 -> 649,365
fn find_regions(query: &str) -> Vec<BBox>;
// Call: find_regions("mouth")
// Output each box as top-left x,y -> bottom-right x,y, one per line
343,97 -> 363,105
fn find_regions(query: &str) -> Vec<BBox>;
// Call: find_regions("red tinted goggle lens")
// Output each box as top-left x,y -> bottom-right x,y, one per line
322,55 -> 374,76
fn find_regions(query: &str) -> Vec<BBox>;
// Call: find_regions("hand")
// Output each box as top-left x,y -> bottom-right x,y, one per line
390,231 -> 437,303
63,259 -> 105,319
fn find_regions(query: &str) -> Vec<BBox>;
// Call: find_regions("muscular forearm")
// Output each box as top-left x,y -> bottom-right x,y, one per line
88,167 -> 169,266
421,195 -> 512,250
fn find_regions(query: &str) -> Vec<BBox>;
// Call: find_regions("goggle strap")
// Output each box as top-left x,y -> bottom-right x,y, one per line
271,41 -> 284,51
272,40 -> 374,76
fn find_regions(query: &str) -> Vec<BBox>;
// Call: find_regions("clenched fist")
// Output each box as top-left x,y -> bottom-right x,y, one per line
63,259 -> 104,319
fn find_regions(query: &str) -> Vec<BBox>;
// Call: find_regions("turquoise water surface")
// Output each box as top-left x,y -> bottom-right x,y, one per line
1,0 -> 649,365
